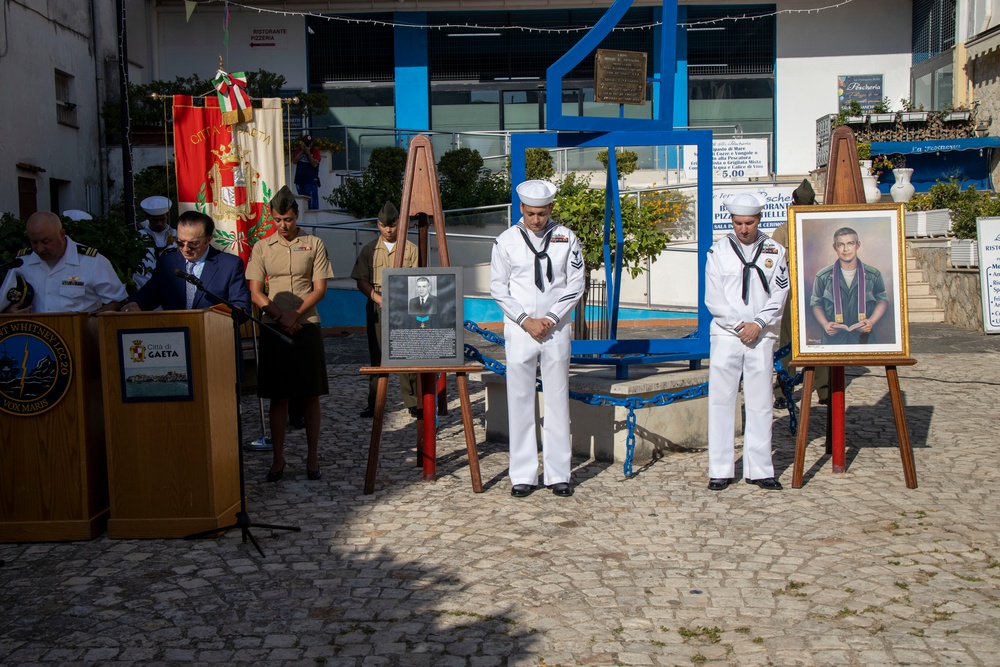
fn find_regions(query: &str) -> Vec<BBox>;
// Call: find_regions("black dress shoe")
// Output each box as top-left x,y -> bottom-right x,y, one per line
708,477 -> 733,491
510,484 -> 536,498
746,477 -> 783,490
307,468 -> 322,481
360,406 -> 375,418
550,482 -> 573,497
266,459 -> 285,483
773,396 -> 787,409
408,407 -> 423,419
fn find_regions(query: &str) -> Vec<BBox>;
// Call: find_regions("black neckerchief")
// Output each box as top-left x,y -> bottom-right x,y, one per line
518,224 -> 554,292
727,233 -> 770,305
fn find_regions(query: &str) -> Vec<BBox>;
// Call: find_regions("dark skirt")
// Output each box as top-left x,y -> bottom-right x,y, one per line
257,323 -> 329,399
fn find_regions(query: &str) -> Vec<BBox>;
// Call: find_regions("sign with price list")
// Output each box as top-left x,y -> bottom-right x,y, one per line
977,217 -> 1000,334
683,138 -> 770,181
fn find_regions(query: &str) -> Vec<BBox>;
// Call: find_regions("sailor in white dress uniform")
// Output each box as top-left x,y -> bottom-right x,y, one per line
490,180 -> 586,497
705,192 -> 789,491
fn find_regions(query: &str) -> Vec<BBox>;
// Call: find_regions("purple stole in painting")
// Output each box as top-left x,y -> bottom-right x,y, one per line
832,259 -> 866,323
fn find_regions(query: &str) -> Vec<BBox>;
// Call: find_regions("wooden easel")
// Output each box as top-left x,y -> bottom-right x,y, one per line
362,135 -> 483,493
790,126 -> 918,489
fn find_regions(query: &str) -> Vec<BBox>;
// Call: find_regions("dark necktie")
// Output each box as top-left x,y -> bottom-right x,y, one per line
518,227 -> 554,292
185,261 -> 196,309
728,237 -> 769,305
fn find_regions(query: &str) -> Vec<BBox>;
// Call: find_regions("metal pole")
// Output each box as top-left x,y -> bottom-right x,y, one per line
116,0 -> 136,228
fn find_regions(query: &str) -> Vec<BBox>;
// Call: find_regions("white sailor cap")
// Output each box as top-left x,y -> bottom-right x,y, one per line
723,192 -> 767,217
62,210 -> 93,221
140,196 -> 172,216
516,180 -> 558,207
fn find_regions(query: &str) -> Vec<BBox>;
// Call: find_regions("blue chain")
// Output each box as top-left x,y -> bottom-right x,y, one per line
463,321 -> 803,477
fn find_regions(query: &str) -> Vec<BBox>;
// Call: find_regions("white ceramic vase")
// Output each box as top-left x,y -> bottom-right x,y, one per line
862,175 -> 882,203
890,168 -> 915,203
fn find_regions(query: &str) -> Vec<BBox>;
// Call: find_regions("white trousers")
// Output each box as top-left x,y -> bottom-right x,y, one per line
708,333 -> 776,480
504,322 -> 572,486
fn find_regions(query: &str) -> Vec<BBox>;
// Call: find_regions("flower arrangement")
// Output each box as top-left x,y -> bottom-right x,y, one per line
870,154 -> 902,181
312,137 -> 344,153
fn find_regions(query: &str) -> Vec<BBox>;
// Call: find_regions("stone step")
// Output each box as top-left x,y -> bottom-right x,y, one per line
907,269 -> 926,283
909,294 -> 944,311
909,308 -> 945,323
906,257 -> 919,271
906,281 -> 932,297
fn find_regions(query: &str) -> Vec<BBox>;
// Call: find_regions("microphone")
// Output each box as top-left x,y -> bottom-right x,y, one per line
0,257 -> 24,272
174,267 -> 203,287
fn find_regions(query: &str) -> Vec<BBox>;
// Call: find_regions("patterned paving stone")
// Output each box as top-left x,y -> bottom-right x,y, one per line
2,324 -> 999,665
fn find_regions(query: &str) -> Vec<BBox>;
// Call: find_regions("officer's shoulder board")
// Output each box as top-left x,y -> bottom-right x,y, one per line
16,247 -> 31,257
77,244 -> 99,257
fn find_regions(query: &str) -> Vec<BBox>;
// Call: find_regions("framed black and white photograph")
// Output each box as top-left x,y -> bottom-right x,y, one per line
788,203 -> 910,362
117,327 -> 194,403
381,267 -> 463,366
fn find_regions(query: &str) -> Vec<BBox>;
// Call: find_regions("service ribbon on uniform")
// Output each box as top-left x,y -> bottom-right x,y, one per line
212,69 -> 253,125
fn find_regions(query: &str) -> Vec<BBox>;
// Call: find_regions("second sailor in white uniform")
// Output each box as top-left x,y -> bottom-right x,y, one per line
490,180 -> 586,498
705,192 -> 789,491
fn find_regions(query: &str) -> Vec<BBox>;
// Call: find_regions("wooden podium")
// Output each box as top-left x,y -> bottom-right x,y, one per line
97,308 -> 240,538
0,313 -> 109,542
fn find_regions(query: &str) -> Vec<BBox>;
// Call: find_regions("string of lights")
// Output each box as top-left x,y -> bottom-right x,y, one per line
196,0 -> 856,34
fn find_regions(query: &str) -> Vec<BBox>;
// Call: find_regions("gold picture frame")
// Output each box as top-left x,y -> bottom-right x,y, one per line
788,202 -> 910,365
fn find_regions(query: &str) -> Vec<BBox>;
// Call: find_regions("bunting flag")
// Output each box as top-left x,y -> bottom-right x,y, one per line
172,95 -> 285,265
211,69 -> 253,125
184,0 -> 196,21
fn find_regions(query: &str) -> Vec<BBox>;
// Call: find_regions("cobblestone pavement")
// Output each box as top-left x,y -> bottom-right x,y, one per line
2,323 -> 999,666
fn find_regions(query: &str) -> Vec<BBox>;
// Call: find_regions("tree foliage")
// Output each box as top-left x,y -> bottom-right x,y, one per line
101,69 -> 328,138
907,177 -> 1000,239
326,146 -> 408,218
0,212 -> 150,289
596,149 -> 639,177
552,186 -> 676,279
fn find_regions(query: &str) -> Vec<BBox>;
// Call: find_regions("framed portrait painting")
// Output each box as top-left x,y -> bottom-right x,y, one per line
788,203 -> 910,363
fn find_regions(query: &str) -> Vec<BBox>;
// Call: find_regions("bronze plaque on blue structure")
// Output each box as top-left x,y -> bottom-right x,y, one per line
594,49 -> 647,105
381,267 -> 463,367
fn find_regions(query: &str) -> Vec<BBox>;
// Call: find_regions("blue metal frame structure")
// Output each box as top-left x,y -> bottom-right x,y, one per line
509,0 -> 713,378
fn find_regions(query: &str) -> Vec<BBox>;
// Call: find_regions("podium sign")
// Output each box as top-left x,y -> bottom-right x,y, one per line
0,313 -> 109,542
98,308 -> 240,538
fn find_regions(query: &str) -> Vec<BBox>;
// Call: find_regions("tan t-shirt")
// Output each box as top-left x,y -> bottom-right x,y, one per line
246,231 -> 334,325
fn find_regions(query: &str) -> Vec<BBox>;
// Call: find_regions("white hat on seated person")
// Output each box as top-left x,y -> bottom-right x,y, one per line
516,180 -> 558,207
723,192 -> 767,217
140,196 -> 172,216
62,210 -> 92,221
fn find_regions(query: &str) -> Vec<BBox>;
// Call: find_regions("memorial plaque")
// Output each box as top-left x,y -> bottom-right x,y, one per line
594,49 -> 647,105
381,267 -> 464,367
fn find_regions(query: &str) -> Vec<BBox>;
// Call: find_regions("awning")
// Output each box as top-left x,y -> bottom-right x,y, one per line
869,137 -> 1000,193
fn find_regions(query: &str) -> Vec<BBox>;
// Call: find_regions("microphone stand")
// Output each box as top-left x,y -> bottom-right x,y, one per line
181,275 -> 300,557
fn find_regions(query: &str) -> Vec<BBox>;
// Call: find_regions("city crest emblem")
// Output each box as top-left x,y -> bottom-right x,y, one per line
0,320 -> 73,417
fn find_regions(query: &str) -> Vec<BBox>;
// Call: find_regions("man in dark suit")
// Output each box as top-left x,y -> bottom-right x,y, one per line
121,211 -> 251,314
408,276 -> 437,315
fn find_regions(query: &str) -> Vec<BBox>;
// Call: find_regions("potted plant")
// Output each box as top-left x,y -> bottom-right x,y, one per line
941,105 -> 972,123
869,97 -> 896,124
899,98 -> 928,123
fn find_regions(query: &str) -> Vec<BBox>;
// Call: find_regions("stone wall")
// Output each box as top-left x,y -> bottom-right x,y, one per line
970,48 -> 1000,188
908,241 -> 983,331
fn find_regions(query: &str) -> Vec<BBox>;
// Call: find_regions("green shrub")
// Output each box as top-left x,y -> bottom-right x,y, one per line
525,148 -> 555,181
596,149 -> 639,177
438,148 -> 510,211
907,178 -> 1000,239
326,146 -> 408,218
